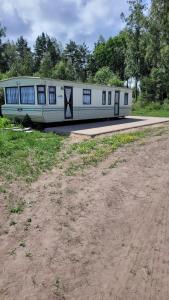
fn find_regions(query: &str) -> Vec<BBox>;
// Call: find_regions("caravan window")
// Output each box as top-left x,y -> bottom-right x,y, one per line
108,91 -> 111,105
83,89 -> 91,105
102,91 -> 106,105
5,87 -> 19,104
37,85 -> 46,104
124,93 -> 128,105
20,86 -> 35,104
49,86 -> 56,104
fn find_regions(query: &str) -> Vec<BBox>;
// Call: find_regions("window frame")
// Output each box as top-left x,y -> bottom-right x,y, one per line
124,92 -> 129,105
102,91 -> 106,105
20,86 -> 35,105
48,86 -> 56,105
5,87 -> 19,105
83,89 -> 91,105
37,85 -> 46,105
108,91 -> 112,105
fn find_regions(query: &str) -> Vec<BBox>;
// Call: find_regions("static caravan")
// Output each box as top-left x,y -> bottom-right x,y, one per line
0,77 -> 132,123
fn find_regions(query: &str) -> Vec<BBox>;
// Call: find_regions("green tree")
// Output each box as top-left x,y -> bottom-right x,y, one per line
39,52 -> 53,78
14,36 -> 34,75
93,66 -> 124,86
0,23 -> 6,73
88,33 -> 127,80
94,66 -> 114,85
143,0 -> 169,101
34,33 -> 47,70
108,75 -> 124,87
88,39 -> 107,76
52,60 -> 76,81
64,40 -> 89,81
34,33 -> 61,71
3,41 -> 17,72
122,0 -> 147,100
16,36 -> 30,59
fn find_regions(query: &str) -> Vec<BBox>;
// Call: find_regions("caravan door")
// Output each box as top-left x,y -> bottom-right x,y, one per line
64,86 -> 73,119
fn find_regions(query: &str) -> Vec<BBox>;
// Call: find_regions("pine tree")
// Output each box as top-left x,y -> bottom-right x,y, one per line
16,36 -> 30,59
34,33 -> 62,72
0,23 -> 6,73
34,33 -> 48,71
64,41 -> 89,81
39,52 -> 53,78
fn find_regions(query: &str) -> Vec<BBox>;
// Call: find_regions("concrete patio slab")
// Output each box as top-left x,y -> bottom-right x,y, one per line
45,116 -> 169,137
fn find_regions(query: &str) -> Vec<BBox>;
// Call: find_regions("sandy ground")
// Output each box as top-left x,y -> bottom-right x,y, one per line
1,130 -> 169,299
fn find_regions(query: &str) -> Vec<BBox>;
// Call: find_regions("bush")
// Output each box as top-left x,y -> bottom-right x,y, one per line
0,117 -> 12,128
132,99 -> 168,112
147,102 -> 161,111
94,66 -> 113,85
162,99 -> 169,110
108,75 -> 123,87
141,69 -> 168,103
94,67 -> 124,87
140,76 -> 156,102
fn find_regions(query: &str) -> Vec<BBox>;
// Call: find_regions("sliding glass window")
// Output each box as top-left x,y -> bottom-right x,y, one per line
20,86 -> 35,104
5,87 -> 19,104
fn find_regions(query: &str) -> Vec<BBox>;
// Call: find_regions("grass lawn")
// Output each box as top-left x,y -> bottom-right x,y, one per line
0,116 -> 169,182
0,128 -> 64,182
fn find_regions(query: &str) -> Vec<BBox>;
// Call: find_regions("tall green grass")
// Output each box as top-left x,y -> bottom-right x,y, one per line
132,99 -> 169,117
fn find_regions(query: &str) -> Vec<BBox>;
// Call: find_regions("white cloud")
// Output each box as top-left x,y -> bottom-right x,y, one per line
0,0 -> 129,47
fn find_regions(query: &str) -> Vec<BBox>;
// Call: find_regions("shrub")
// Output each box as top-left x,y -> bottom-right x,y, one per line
108,75 -> 123,87
140,76 -> 156,102
94,66 -> 113,85
147,102 -> 161,111
0,117 -> 12,128
162,99 -> 169,110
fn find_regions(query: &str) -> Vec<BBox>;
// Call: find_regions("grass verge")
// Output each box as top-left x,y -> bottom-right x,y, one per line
65,126 -> 169,175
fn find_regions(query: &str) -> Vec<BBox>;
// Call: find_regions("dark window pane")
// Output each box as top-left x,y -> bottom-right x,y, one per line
49,86 -> 56,104
37,85 -> 46,105
124,93 -> 128,105
102,91 -> 106,105
108,91 -> 111,105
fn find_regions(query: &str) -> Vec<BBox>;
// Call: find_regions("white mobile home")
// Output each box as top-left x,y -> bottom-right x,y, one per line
0,77 -> 132,123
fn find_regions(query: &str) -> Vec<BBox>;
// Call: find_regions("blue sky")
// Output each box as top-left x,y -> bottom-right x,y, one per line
0,0 -> 150,47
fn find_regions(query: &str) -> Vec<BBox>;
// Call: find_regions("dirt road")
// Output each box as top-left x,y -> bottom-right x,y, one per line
1,131 -> 169,299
